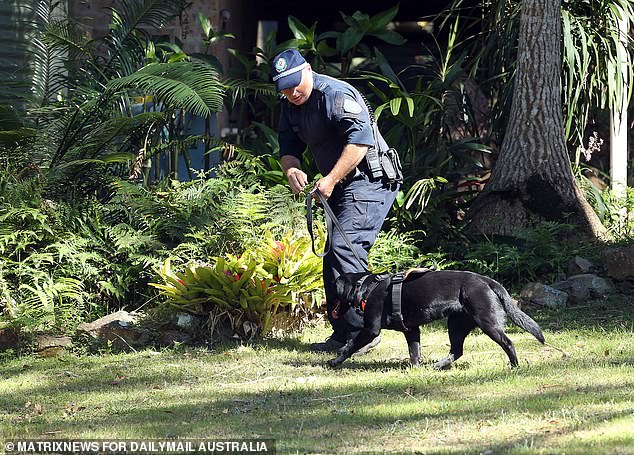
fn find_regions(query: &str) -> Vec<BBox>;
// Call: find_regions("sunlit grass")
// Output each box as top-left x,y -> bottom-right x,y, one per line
0,294 -> 632,454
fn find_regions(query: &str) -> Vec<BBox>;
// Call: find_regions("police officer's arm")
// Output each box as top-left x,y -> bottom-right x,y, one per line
315,91 -> 374,199
281,155 -> 308,194
278,104 -> 308,194
315,144 -> 368,198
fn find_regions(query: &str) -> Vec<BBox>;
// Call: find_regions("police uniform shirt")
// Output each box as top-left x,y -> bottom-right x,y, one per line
278,73 -> 377,176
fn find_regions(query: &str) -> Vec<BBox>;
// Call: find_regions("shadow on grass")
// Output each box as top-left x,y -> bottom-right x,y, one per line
1,332 -> 632,454
3,363 -> 631,453
432,408 -> 634,455
251,336 -> 309,353
266,291 -> 634,367
1,291 -> 633,452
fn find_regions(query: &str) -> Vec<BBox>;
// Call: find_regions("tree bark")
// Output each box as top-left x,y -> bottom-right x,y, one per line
468,0 -> 607,239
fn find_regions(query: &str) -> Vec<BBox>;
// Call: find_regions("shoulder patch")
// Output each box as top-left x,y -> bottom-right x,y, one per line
343,99 -> 362,114
315,81 -> 328,91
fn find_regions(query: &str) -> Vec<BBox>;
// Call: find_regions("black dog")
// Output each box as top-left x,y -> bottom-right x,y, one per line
329,270 -> 545,369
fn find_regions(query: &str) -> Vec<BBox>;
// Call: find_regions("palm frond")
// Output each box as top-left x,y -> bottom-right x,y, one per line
41,18 -> 99,92
42,111 -> 165,174
74,111 -> 166,158
29,35 -> 70,107
223,78 -> 278,99
107,62 -> 224,117
102,0 -> 185,76
43,19 -> 91,59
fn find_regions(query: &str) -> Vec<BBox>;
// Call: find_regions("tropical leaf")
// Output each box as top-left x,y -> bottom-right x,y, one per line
368,4 -> 400,32
337,27 -> 365,55
107,62 -> 224,117
101,0 -> 184,76
223,78 -> 277,99
370,29 -> 407,46
288,16 -> 309,40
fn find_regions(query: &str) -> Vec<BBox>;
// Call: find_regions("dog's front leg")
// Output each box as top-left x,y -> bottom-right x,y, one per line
327,329 -> 378,368
403,327 -> 421,367
432,353 -> 455,370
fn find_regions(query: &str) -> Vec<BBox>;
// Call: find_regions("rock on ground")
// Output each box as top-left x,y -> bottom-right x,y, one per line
603,246 -> 634,280
76,310 -> 150,351
520,283 -> 569,309
551,274 -> 615,304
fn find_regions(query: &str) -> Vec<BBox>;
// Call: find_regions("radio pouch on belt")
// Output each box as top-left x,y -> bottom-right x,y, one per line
364,146 -> 384,180
360,95 -> 403,184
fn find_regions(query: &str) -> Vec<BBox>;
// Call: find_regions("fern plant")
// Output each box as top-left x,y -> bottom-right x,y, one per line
0,173 -> 167,335
463,222 -> 598,289
368,229 -> 427,273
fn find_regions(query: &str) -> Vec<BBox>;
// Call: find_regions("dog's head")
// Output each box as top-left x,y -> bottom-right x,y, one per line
332,272 -> 373,319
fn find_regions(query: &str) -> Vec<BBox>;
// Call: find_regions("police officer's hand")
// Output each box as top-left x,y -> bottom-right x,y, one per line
286,168 -> 309,194
315,176 -> 336,200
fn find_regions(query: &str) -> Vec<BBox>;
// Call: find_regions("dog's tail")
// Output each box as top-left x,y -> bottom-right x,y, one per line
489,281 -> 545,344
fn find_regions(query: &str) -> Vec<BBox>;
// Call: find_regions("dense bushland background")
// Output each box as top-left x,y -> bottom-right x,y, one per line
0,0 -> 632,347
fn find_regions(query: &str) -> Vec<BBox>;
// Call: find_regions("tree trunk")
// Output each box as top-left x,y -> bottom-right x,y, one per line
468,0 -> 607,239
610,13 -> 629,199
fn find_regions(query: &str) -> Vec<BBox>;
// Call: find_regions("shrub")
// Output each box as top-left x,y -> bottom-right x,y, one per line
368,229 -> 427,272
152,229 -> 325,338
463,222 -> 600,289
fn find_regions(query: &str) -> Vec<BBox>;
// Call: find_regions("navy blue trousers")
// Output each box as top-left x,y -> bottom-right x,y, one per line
322,175 -> 398,342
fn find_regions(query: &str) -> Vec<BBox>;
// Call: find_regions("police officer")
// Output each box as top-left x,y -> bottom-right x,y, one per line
272,49 -> 399,353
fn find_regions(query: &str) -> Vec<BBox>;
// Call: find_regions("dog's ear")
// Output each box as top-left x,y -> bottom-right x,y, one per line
335,275 -> 354,304
334,276 -> 345,301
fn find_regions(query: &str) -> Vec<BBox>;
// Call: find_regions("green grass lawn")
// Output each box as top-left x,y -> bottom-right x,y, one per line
1,294 -> 633,454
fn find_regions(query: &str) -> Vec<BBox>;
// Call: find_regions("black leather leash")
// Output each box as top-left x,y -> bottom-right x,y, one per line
306,187 -> 368,272
305,186 -> 419,331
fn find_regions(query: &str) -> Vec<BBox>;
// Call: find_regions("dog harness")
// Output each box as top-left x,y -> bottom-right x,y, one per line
351,268 -> 433,332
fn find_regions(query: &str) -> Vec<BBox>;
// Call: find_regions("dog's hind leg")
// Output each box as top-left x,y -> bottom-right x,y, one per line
479,325 -> 519,367
403,327 -> 421,367
433,313 -> 476,370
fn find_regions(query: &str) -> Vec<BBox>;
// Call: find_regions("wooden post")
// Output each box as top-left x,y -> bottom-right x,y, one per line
610,14 -> 629,199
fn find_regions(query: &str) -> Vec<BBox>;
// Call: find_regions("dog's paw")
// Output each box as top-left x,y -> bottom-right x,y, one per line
327,358 -> 340,368
409,359 -> 421,368
432,359 -> 452,370
432,354 -> 455,370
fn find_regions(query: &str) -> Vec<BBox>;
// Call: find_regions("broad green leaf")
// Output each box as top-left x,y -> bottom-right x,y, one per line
368,4 -> 399,31
374,47 -> 404,92
370,29 -> 407,46
288,16 -> 308,40
405,97 -> 414,117
374,103 -> 388,120
168,52 -> 188,63
337,27 -> 365,55
316,40 -> 337,58
389,97 -> 402,116
198,12 -> 211,36
317,31 -> 341,40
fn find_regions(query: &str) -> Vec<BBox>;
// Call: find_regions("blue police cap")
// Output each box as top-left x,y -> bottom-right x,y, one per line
271,49 -> 309,92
